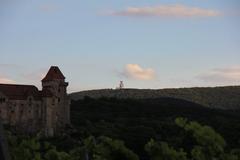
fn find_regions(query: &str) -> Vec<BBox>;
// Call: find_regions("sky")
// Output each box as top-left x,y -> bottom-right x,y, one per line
0,0 -> 240,93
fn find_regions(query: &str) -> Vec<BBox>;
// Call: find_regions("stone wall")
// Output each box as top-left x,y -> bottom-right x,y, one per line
0,93 -> 43,134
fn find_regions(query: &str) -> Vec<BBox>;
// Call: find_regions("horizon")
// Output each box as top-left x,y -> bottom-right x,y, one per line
1,0 -> 240,92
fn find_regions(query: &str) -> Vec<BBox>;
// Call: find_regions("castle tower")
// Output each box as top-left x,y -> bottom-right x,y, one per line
41,66 -> 70,136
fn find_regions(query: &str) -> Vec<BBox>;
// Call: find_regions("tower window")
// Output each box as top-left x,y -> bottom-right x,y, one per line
58,98 -> 60,102
52,98 -> 55,105
29,98 -> 32,106
0,98 -> 5,103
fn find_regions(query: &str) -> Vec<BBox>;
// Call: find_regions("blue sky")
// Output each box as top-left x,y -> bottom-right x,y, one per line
0,0 -> 240,92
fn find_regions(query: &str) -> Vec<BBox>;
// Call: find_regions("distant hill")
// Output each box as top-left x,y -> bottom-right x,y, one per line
69,86 -> 240,110
71,97 -> 240,158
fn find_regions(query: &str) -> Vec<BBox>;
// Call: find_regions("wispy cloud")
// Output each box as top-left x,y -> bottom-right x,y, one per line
121,64 -> 156,80
109,4 -> 221,18
0,64 -> 22,69
198,66 -> 240,83
0,64 -> 18,84
39,4 -> 60,12
22,68 -> 46,81
0,77 -> 15,84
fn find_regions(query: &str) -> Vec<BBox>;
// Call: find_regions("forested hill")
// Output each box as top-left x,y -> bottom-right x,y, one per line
70,97 -> 240,159
69,86 -> 240,110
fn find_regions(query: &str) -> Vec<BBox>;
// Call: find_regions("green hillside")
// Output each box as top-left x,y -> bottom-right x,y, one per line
70,86 -> 240,109
71,97 -> 240,159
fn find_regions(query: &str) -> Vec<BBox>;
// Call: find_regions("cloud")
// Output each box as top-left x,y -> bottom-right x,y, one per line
198,66 -> 240,83
39,4 -> 60,12
22,68 -> 46,81
0,64 -> 22,69
109,4 -> 221,18
121,64 -> 156,80
0,64 -> 18,84
0,77 -> 15,84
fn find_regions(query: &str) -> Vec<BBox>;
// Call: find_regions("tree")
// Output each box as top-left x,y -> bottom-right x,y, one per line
8,135 -> 41,160
70,136 -> 139,160
7,132 -> 71,160
145,118 -> 240,160
145,139 -> 187,160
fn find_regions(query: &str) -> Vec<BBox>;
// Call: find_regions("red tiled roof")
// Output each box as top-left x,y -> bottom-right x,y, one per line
42,66 -> 65,82
0,84 -> 41,100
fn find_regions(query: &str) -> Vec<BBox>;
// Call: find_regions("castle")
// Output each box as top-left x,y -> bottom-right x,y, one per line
0,66 -> 70,136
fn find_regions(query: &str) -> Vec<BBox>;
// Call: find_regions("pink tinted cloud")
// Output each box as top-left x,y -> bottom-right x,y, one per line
22,68 -> 46,81
122,64 -> 156,80
109,4 -> 221,18
198,66 -> 240,83
0,77 -> 15,84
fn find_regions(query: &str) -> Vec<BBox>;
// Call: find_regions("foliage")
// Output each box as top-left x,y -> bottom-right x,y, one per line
145,139 -> 187,160
70,136 -> 139,160
7,117 -> 240,160
7,133 -> 41,160
70,86 -> 240,109
7,132 -> 138,160
94,136 -> 139,160
7,132 -> 71,160
71,98 -> 240,157
145,118 -> 240,160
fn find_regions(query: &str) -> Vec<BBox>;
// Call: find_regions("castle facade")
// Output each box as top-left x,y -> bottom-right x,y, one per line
0,66 -> 70,136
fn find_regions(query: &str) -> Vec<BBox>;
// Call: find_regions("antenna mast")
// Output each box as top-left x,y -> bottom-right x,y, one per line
119,81 -> 124,89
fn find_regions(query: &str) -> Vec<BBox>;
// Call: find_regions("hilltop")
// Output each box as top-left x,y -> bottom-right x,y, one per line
71,97 -> 240,158
70,86 -> 240,110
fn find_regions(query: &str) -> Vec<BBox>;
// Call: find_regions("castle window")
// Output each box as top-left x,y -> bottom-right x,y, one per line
52,98 -> 55,105
58,88 -> 60,92
29,97 -> 33,106
0,98 -> 5,103
58,98 -> 60,102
